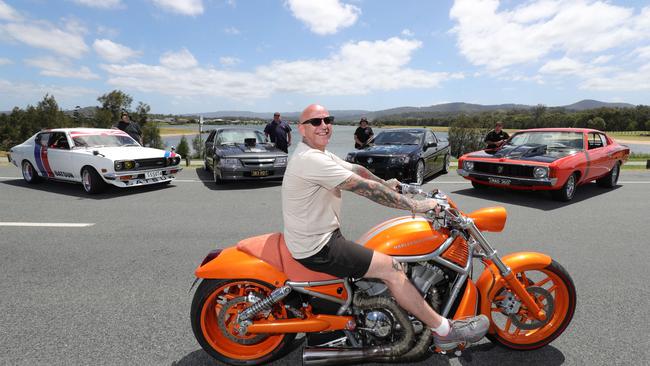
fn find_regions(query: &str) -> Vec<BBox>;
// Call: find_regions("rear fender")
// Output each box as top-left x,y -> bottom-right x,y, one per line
476,251 -> 552,332
194,247 -> 288,287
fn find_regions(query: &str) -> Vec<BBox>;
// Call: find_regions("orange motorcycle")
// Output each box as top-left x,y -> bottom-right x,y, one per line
190,185 -> 576,365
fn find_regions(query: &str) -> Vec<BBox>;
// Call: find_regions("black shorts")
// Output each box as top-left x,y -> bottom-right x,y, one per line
296,229 -> 374,279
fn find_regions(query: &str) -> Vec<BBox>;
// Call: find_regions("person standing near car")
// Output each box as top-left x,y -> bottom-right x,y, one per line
264,112 -> 292,153
282,103 -> 489,351
113,111 -> 143,145
484,121 -> 509,149
354,117 -> 374,149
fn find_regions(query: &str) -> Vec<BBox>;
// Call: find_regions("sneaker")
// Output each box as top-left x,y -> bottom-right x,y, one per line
433,315 -> 490,351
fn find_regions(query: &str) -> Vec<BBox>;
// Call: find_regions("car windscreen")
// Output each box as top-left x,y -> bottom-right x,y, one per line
218,130 -> 265,145
507,131 -> 584,150
70,131 -> 138,147
373,131 -> 423,145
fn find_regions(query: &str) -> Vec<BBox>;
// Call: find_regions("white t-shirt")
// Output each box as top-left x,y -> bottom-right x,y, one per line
282,141 -> 354,259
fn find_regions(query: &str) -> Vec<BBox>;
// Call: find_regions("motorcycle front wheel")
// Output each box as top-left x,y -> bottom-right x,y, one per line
190,279 -> 297,365
487,260 -> 576,350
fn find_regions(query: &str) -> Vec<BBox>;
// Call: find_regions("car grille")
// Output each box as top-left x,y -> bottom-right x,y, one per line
240,158 -> 275,168
357,156 -> 389,165
474,162 -> 534,178
135,158 -> 167,170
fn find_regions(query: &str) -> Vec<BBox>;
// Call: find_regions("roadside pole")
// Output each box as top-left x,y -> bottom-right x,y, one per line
199,115 -> 203,161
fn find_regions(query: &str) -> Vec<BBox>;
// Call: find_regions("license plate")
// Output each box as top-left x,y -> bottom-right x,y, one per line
145,171 -> 163,179
488,177 -> 511,185
251,170 -> 270,177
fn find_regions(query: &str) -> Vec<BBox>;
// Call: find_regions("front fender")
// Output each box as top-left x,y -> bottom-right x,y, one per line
476,251 -> 552,332
195,247 -> 288,287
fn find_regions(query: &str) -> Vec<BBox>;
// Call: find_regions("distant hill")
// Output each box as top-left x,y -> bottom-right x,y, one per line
188,100 -> 635,122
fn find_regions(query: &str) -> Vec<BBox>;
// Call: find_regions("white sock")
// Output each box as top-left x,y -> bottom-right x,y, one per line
431,318 -> 450,336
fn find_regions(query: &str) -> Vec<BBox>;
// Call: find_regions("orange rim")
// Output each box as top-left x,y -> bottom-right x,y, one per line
200,281 -> 287,360
489,268 -> 571,345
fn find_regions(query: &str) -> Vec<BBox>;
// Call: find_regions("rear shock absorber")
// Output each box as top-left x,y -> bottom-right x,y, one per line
237,285 -> 292,322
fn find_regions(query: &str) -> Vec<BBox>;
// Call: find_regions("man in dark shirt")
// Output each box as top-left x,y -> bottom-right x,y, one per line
354,117 -> 374,149
484,121 -> 509,149
113,111 -> 143,145
264,112 -> 292,153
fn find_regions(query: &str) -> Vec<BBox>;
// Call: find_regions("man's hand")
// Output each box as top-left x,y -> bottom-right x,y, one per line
384,178 -> 400,191
412,198 -> 439,214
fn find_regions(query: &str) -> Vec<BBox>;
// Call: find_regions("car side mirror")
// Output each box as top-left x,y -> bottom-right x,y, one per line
428,142 -> 437,147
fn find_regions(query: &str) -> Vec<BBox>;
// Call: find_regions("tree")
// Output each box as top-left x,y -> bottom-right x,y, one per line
142,122 -> 163,148
587,117 -> 606,130
448,115 -> 490,158
133,102 -> 151,126
97,90 -> 133,122
176,135 -> 190,159
192,134 -> 204,159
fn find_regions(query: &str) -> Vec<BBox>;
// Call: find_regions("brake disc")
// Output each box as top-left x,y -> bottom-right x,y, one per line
508,286 -> 555,330
217,296 -> 269,345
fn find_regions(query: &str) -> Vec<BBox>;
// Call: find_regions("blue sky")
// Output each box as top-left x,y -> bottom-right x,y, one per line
1,0 -> 649,114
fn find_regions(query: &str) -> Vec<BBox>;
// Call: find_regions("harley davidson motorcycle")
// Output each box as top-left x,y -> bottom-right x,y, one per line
190,185 -> 576,365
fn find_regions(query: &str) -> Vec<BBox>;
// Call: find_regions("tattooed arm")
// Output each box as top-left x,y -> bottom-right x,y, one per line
337,173 -> 437,213
349,164 -> 400,191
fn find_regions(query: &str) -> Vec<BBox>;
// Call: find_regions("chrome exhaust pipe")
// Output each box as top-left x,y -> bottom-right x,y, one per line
302,346 -> 389,366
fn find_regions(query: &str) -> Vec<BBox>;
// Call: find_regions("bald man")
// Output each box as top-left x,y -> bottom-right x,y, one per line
281,104 -> 489,351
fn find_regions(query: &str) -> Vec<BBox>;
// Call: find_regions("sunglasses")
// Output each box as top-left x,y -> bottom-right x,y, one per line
302,116 -> 335,126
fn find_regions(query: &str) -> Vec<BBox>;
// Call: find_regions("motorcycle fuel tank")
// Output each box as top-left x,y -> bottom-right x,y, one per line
357,216 -> 448,256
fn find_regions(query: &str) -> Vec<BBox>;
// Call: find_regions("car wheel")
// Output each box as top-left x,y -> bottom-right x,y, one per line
442,154 -> 450,174
471,180 -> 488,189
552,173 -> 577,202
596,161 -> 620,188
213,163 -> 222,185
81,167 -> 107,194
21,160 -> 42,184
413,160 -> 425,185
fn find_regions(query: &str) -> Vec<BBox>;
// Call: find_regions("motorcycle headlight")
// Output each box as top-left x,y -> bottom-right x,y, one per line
533,166 -> 549,178
346,153 -> 355,163
463,161 -> 474,171
219,158 -> 240,167
389,155 -> 410,165
274,156 -> 288,167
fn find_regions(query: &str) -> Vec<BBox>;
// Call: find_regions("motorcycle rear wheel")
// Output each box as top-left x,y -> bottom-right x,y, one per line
190,279 -> 296,365
487,260 -> 576,350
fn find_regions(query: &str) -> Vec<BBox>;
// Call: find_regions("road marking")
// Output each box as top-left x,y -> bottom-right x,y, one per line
0,222 -> 95,227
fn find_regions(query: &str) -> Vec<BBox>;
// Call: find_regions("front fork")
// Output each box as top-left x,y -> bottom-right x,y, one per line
467,223 -> 546,321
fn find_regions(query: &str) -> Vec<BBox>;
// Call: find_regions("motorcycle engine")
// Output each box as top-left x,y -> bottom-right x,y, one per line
410,262 -> 445,295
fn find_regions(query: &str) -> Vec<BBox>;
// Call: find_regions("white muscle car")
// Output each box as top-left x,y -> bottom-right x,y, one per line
8,128 -> 182,194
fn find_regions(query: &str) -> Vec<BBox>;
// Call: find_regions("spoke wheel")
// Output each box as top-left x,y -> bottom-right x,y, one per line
597,162 -> 620,188
552,173 -> 577,201
414,160 -> 425,185
487,260 -> 576,350
81,167 -> 107,194
442,154 -> 450,174
191,279 -> 295,365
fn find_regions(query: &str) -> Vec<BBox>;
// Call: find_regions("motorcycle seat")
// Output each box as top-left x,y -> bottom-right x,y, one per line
237,232 -> 338,282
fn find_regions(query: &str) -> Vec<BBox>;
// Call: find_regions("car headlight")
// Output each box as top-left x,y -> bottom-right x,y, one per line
167,157 -> 181,166
463,160 -> 474,171
533,166 -> 549,178
219,158 -> 241,167
274,156 -> 288,167
124,160 -> 135,170
389,155 -> 410,164
346,153 -> 355,163
114,161 -> 123,171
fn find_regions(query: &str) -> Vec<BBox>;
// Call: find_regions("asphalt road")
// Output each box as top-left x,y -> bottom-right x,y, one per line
1,165 -> 649,366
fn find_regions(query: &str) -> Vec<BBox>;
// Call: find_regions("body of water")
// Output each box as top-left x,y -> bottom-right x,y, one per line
162,124 -> 649,156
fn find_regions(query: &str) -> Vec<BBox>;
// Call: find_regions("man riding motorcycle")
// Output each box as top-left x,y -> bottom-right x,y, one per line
281,103 -> 489,350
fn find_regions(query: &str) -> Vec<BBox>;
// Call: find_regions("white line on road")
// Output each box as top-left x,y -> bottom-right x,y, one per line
0,222 -> 95,227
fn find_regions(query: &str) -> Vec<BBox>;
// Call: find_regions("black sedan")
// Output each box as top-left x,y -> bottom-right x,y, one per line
203,128 -> 288,184
345,128 -> 450,185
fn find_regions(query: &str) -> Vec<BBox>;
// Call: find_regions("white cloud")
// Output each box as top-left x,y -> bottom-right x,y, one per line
0,21 -> 88,58
102,37 -> 462,100
449,0 -> 648,70
159,48 -> 198,68
0,57 -> 12,65
0,0 -> 21,21
25,56 -> 99,79
151,0 -> 204,16
70,0 -> 123,9
224,26 -> 240,35
93,39 -> 141,62
634,46 -> 650,60
0,79 -> 97,107
286,0 -> 360,35
219,56 -> 241,66
401,29 -> 414,37
96,25 -> 119,38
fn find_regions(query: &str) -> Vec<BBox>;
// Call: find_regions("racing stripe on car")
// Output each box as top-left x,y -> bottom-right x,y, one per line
164,151 -> 178,158
40,145 -> 54,177
33,144 -> 46,176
